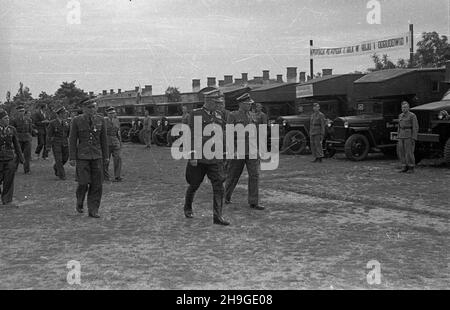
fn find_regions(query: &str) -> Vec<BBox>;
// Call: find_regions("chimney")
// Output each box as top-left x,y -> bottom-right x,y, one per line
207,77 -> 216,87
241,73 -> 248,83
192,79 -> 201,92
218,80 -> 225,87
143,85 -> 152,96
263,70 -> 270,83
234,78 -> 243,85
276,74 -> 283,83
299,72 -> 306,83
287,67 -> 298,83
118,89 -> 122,94
224,75 -> 233,85
322,69 -> 333,76
102,90 -> 107,95
446,61 -> 450,83
110,89 -> 114,94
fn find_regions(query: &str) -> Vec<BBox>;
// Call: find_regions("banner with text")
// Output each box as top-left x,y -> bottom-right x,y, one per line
310,32 -> 411,58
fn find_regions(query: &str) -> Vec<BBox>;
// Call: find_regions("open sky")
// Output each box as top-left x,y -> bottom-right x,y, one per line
0,0 -> 448,98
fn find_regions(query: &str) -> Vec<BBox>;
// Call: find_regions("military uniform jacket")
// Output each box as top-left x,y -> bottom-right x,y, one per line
189,107 -> 225,164
32,110 -> 48,131
105,117 -> 121,147
69,114 -> 108,161
0,125 -> 24,162
10,116 -> 33,142
397,111 -> 419,140
227,109 -> 257,157
143,116 -> 153,130
47,118 -> 70,146
310,112 -> 326,136
251,111 -> 268,125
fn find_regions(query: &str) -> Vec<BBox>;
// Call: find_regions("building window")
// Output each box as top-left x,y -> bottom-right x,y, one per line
432,81 -> 440,93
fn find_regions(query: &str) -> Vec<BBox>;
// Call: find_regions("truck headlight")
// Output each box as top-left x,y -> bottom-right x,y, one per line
344,121 -> 349,129
282,120 -> 287,127
327,120 -> 333,127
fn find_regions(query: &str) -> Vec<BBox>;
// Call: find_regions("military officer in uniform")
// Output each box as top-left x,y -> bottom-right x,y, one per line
184,92 -> 230,226
397,101 -> 419,173
69,99 -> 108,218
309,102 -> 327,163
104,107 -> 122,182
10,105 -> 33,174
47,107 -> 70,180
225,93 -> 264,210
0,109 -> 24,207
32,103 -> 50,160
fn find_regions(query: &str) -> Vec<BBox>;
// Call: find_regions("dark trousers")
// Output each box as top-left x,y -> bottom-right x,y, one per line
15,140 -> 31,173
76,159 -> 103,214
35,130 -> 49,158
225,158 -> 260,205
184,162 -> 224,219
0,160 -> 16,204
104,145 -> 122,180
52,144 -> 69,179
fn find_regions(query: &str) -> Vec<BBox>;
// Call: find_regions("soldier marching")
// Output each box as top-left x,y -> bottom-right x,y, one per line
47,107 -> 70,180
10,105 -> 33,174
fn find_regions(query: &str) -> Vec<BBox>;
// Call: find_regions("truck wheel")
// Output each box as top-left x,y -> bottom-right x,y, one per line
152,127 -> 167,146
282,130 -> 307,155
344,134 -> 370,161
444,138 -> 450,164
121,126 -> 131,142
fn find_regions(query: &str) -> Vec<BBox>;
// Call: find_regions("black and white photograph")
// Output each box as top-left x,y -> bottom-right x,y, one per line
0,0 -> 449,293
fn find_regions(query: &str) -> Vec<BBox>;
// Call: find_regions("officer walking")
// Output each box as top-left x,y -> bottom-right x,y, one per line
143,110 -> 152,148
397,101 -> 419,173
32,103 -> 50,160
183,92 -> 230,226
104,107 -> 122,182
309,103 -> 326,163
47,107 -> 70,180
10,105 -> 33,174
0,109 -> 25,207
225,93 -> 264,210
69,99 -> 108,218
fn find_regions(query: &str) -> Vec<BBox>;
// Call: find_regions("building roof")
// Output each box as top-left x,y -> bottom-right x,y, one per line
251,82 -> 298,92
411,100 -> 450,111
301,74 -> 346,85
355,68 -> 445,84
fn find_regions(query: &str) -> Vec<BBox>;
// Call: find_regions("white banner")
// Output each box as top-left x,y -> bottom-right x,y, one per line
310,32 -> 411,58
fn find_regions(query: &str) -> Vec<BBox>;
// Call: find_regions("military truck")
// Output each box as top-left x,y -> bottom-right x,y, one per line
391,90 -> 450,164
327,68 -> 448,161
263,74 -> 363,155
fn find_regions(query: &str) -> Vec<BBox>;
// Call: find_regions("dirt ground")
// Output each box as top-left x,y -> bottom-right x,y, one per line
0,141 -> 449,290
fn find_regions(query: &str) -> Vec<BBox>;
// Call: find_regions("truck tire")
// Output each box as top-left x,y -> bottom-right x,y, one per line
344,134 -> 370,161
120,126 -> 131,142
152,127 -> 167,146
282,130 -> 307,155
444,138 -> 450,164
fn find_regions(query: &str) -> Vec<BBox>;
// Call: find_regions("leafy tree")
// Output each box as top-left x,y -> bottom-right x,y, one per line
54,80 -> 88,109
414,32 -> 450,67
165,86 -> 181,102
12,82 -> 34,105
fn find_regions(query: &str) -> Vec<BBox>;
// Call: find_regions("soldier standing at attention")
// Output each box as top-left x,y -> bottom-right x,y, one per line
143,110 -> 152,148
181,105 -> 190,125
225,93 -> 264,210
0,109 -> 24,207
183,92 -> 230,226
309,103 -> 326,163
47,107 -> 70,180
69,99 -> 108,218
10,105 -> 32,174
397,101 -> 419,173
104,107 -> 122,182
32,103 -> 50,160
